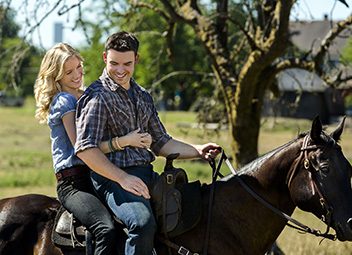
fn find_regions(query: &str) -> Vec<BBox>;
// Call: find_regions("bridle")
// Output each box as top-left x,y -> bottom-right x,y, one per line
286,134 -> 334,233
219,136 -> 337,241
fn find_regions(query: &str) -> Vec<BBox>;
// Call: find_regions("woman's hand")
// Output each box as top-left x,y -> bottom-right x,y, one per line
119,128 -> 152,149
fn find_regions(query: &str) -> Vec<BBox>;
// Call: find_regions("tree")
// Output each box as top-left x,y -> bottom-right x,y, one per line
8,0 -> 352,166
111,0 -> 352,166
0,4 -> 42,96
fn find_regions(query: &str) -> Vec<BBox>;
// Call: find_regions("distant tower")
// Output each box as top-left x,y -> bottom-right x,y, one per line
54,22 -> 63,43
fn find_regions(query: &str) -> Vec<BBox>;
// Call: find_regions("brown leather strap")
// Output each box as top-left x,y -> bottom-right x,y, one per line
157,236 -> 199,255
56,166 -> 89,182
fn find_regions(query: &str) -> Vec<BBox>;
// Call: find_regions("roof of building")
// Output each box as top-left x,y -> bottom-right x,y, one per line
290,19 -> 351,59
277,68 -> 328,92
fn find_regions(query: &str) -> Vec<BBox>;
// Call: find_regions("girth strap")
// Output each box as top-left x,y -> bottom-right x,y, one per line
158,236 -> 199,255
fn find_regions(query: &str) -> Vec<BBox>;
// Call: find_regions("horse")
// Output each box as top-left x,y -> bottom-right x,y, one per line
1,116 -> 352,255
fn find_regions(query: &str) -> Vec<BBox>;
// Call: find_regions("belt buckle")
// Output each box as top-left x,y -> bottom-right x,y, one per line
56,172 -> 63,180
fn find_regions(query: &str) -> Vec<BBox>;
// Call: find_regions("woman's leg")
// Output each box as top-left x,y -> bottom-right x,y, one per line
57,176 -> 117,255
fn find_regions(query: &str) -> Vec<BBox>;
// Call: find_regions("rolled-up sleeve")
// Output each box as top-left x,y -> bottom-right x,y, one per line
75,93 -> 108,153
147,96 -> 172,155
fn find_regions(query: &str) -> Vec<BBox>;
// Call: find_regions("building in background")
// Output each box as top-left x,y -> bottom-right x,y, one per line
264,18 -> 350,124
54,22 -> 63,44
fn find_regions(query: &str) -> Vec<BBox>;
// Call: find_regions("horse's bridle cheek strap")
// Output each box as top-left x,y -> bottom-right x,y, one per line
308,168 -> 334,224
304,151 -> 333,225
289,135 -> 334,231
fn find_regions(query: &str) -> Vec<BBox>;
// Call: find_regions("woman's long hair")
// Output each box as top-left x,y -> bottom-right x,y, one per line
34,43 -> 83,124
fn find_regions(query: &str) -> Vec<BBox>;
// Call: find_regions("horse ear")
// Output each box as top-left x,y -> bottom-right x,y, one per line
330,116 -> 346,142
310,116 -> 322,142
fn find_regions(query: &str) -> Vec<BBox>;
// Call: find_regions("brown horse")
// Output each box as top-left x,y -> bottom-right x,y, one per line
1,116 -> 352,255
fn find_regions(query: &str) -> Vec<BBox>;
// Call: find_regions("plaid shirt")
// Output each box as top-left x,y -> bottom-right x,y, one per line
75,69 -> 171,168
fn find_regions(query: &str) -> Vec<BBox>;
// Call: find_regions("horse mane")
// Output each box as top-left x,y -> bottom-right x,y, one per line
221,132 -> 309,181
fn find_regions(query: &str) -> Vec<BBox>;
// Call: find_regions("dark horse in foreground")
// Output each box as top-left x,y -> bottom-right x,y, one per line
1,116 -> 352,255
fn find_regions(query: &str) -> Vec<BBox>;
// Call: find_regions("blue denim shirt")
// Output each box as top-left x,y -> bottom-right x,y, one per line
49,92 -> 84,173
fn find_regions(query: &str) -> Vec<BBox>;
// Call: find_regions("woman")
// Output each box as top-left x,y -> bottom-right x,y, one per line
34,43 -> 152,254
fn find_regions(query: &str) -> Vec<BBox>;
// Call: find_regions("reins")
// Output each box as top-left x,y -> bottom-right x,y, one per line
216,144 -> 337,242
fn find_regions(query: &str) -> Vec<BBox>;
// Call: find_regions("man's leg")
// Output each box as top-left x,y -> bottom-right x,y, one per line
92,167 -> 157,255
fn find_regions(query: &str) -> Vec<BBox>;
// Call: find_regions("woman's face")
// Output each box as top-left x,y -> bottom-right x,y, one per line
58,56 -> 83,93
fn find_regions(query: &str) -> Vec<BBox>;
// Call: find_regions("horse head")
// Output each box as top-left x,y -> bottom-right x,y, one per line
288,116 -> 352,241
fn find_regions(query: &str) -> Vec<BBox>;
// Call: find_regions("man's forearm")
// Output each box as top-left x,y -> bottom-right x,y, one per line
158,139 -> 200,159
77,147 -> 126,183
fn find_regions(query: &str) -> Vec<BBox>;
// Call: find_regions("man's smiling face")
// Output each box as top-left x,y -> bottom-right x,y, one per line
103,49 -> 138,89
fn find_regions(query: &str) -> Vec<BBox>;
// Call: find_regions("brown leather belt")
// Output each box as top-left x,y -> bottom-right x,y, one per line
55,166 -> 89,182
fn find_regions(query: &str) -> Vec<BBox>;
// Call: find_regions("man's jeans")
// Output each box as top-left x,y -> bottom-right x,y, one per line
91,164 -> 158,255
57,173 -> 117,255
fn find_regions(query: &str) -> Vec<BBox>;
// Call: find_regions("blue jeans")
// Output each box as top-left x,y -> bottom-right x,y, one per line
57,172 -> 117,255
91,164 -> 158,255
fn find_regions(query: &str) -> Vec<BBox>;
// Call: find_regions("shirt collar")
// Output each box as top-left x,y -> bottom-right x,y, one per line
99,68 -> 126,92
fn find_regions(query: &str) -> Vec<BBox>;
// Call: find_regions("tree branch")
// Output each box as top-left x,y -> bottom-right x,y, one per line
159,0 -> 190,23
216,0 -> 228,50
151,70 -> 214,87
313,15 -> 352,75
226,15 -> 258,51
129,1 -> 170,20
273,58 -> 315,74
23,0 -> 62,40
57,0 -> 86,15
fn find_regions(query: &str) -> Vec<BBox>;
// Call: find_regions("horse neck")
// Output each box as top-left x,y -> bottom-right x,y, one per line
203,139 -> 303,254
247,138 -> 303,213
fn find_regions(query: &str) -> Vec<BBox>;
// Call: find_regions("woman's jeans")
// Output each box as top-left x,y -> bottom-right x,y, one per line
57,172 -> 117,255
91,164 -> 158,255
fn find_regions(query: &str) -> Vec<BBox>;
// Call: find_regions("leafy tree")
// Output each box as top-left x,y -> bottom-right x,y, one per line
119,0 -> 352,166
10,0 -> 352,166
113,6 -> 216,111
0,5 -> 20,39
0,5 -> 42,96
79,25 -> 106,86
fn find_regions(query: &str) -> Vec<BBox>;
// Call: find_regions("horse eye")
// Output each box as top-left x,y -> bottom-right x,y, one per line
319,160 -> 329,173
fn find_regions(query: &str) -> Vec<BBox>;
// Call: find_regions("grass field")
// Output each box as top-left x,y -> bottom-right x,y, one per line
1,97 -> 352,254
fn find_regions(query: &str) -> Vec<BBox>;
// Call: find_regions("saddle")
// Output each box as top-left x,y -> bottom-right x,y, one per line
51,206 -> 91,250
52,155 -> 202,251
151,153 -> 202,238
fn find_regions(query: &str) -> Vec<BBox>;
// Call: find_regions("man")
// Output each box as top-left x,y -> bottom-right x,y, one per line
75,31 -> 220,255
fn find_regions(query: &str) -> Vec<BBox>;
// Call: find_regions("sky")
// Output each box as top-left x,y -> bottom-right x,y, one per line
10,0 -> 352,49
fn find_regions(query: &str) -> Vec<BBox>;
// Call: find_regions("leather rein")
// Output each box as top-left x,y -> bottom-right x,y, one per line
219,136 -> 337,241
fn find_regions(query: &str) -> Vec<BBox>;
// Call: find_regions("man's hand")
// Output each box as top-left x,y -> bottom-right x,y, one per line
195,143 -> 221,160
119,172 -> 151,199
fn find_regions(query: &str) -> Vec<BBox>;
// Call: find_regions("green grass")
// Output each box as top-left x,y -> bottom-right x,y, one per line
1,97 -> 352,254
1,98 -> 351,190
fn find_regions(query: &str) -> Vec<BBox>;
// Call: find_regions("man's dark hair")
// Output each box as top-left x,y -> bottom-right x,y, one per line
105,31 -> 139,55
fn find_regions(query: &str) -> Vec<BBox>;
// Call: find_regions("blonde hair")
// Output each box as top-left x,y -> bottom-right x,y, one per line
34,43 -> 83,124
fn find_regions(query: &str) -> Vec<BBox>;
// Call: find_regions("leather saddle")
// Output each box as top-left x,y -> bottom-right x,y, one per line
51,206 -> 89,250
150,153 -> 202,238
52,155 -> 202,250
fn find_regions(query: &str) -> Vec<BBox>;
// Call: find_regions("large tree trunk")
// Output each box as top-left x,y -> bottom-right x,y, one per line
228,88 -> 262,167
158,0 -> 295,166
